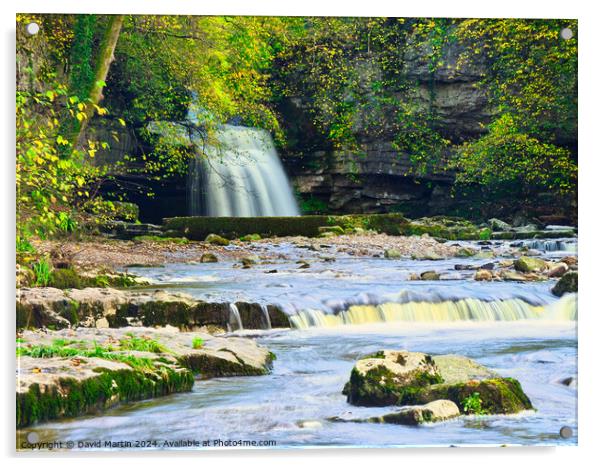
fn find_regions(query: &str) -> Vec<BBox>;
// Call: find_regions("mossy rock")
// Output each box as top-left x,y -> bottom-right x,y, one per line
343,351 -> 533,414
455,247 -> 477,257
342,350 -> 443,407
384,248 -> 402,259
200,253 -> 218,263
410,377 -> 533,415
514,256 -> 547,273
205,233 -> 230,246
318,225 -> 345,236
240,233 -> 262,242
552,271 -> 578,297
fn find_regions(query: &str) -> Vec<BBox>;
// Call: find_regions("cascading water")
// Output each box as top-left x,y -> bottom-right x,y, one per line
187,124 -> 300,217
288,293 -> 577,329
228,303 -> 243,332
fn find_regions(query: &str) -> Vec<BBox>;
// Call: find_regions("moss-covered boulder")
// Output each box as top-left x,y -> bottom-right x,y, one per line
552,271 -> 578,297
514,256 -> 548,273
342,350 -> 443,406
205,233 -> 230,246
342,351 -> 533,415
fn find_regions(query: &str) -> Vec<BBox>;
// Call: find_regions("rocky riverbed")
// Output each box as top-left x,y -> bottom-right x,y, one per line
16,229 -> 578,448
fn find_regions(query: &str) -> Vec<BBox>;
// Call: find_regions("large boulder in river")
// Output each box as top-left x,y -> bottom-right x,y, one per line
343,351 -> 533,414
552,271 -> 578,297
342,350 -> 443,406
514,256 -> 547,273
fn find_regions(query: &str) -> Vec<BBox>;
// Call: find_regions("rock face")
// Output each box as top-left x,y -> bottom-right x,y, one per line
342,351 -> 533,415
16,327 -> 274,427
17,288 -> 290,330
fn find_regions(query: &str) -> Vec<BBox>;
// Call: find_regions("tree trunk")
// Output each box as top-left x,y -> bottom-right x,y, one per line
73,14 -> 124,147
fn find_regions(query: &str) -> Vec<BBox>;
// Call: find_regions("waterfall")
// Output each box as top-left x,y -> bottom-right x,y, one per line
228,303 -> 243,332
515,239 -> 577,253
187,124 -> 300,217
260,304 -> 272,330
288,293 -> 577,329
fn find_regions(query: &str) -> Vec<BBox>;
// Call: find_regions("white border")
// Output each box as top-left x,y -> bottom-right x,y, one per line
2,1 -> 600,465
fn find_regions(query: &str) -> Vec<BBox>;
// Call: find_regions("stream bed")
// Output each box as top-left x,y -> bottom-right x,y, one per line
20,239 -> 578,449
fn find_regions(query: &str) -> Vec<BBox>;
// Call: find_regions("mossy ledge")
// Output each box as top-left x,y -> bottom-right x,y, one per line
163,213 -> 410,240
17,356 -> 193,428
17,327 -> 275,427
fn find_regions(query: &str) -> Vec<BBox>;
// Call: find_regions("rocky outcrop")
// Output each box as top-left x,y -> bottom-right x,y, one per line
342,351 -> 533,415
17,287 -> 290,330
16,326 -> 274,427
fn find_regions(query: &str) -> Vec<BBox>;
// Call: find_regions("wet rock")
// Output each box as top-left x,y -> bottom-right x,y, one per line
318,225 -> 345,236
342,350 -> 442,406
514,256 -> 547,273
559,376 -> 577,388
552,271 -> 578,296
560,256 -> 578,267
342,351 -> 532,414
374,400 -> 460,425
17,287 -> 291,330
420,271 -> 440,281
501,271 -> 528,282
384,248 -> 402,259
474,251 -> 495,260
297,420 -> 323,429
297,260 -> 311,269
204,234 -> 230,246
474,269 -> 493,281
455,247 -> 477,257
241,255 -> 260,267
200,253 -> 218,263
488,218 -> 512,232
480,262 -> 495,270
547,262 -> 569,278
412,251 -> 444,261
239,233 -> 262,242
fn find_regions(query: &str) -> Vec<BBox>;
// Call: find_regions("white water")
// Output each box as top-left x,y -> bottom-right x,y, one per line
289,293 -> 577,329
187,124 -> 299,217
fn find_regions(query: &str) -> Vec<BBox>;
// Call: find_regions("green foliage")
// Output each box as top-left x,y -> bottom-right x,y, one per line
16,236 -> 36,254
31,258 -> 52,286
461,391 -> 487,415
69,15 -> 97,99
299,196 -> 329,215
452,114 -> 577,206
191,337 -> 205,349
119,333 -> 169,353
16,82 -> 110,238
